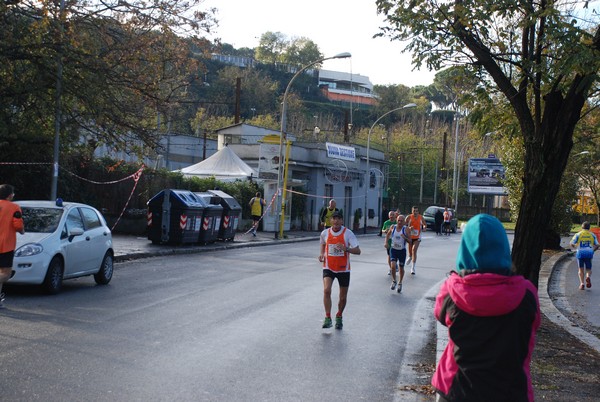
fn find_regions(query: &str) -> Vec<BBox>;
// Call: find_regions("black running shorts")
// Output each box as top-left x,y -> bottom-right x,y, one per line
322,269 -> 350,287
0,251 -> 15,268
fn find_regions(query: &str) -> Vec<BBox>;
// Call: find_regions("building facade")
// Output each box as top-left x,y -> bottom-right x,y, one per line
216,123 -> 386,232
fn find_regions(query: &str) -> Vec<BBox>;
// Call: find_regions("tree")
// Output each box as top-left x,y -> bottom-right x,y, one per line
376,0 -> 600,286
427,66 -> 480,110
0,0 -> 214,172
255,31 -> 287,64
255,31 -> 323,67
571,107 -> 600,226
284,37 -> 323,66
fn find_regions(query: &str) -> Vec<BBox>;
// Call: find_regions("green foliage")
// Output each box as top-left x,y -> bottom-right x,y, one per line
290,187 -> 307,220
255,31 -> 323,66
1,0 -> 214,160
246,114 -> 280,131
500,136 -> 577,236
353,208 -> 362,224
191,108 -> 235,133
376,0 -> 600,282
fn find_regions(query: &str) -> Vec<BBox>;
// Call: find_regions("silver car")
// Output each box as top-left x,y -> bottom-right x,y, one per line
10,200 -> 114,294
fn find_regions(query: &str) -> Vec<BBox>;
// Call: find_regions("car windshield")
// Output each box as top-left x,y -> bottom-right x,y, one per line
21,207 -> 63,233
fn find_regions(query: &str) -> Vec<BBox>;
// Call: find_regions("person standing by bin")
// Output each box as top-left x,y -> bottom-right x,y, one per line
248,192 -> 266,236
570,221 -> 599,290
0,184 -> 25,309
318,211 -> 360,330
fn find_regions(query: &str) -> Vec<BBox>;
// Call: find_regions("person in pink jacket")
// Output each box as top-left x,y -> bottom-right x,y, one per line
432,214 -> 540,402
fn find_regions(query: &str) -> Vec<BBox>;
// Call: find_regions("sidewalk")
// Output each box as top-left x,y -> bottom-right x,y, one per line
111,230 -> 320,262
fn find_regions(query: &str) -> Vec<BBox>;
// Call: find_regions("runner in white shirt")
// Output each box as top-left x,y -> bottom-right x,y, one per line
385,214 -> 411,293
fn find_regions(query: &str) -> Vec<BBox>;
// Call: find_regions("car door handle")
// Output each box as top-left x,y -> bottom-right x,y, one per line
103,232 -> 109,236
85,236 -> 90,241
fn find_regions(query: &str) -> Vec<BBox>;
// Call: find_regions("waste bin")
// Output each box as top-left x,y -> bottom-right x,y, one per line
147,189 -> 205,245
208,190 -> 242,241
194,192 -> 223,244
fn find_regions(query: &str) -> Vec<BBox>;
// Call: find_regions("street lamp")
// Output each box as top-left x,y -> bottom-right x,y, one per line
451,110 -> 462,212
363,103 -> 417,234
454,132 -> 494,213
275,52 -> 351,239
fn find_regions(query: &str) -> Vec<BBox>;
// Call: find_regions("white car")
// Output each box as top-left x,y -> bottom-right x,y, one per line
10,200 -> 114,294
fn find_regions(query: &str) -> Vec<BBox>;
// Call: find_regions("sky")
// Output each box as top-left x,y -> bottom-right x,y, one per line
202,0 -> 438,87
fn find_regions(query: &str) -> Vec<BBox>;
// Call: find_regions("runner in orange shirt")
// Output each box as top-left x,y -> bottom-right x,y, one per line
405,206 -> 426,275
0,184 -> 25,309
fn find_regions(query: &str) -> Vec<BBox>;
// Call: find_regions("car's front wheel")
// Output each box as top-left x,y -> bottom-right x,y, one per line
94,252 -> 114,285
42,256 -> 64,295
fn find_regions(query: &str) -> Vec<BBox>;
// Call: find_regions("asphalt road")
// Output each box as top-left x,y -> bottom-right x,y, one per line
0,233 -> 463,401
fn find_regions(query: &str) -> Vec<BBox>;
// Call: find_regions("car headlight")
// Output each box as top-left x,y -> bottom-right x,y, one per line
15,243 -> 44,257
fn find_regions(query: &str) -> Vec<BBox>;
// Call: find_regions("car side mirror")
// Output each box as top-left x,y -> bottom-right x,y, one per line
68,227 -> 84,241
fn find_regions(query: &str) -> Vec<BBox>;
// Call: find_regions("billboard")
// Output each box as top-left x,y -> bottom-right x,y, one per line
467,158 -> 507,195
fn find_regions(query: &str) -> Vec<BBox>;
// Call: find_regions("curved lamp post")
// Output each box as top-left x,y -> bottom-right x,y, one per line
363,103 -> 417,234
275,52 -> 351,239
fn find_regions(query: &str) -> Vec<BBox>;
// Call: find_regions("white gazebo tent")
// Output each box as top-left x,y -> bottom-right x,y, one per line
179,146 -> 258,181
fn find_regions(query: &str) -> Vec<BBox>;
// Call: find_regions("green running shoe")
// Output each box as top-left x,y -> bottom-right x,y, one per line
322,317 -> 332,328
335,316 -> 343,330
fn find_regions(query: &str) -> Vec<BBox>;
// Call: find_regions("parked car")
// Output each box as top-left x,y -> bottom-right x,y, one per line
10,200 -> 114,294
423,206 -> 458,233
476,168 -> 491,177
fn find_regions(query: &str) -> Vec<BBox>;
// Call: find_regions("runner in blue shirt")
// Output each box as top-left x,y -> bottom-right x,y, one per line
570,221 -> 599,290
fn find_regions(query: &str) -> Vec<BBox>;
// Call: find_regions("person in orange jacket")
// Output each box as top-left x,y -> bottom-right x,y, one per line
0,184 -> 25,309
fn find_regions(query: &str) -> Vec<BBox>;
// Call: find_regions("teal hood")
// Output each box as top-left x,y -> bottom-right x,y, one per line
456,214 -> 512,273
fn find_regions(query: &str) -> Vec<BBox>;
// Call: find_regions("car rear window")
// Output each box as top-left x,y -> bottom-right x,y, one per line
424,207 -> 438,215
21,207 -> 63,233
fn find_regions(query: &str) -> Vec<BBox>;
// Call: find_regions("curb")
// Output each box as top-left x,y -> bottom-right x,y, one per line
114,235 -> 321,263
538,252 -> 600,354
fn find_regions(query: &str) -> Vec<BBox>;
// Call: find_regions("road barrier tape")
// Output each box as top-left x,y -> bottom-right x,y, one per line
108,166 -> 145,231
3,161 -> 145,232
285,188 -> 366,199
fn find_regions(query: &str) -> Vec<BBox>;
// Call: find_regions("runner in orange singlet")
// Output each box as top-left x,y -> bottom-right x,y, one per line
318,211 -> 360,330
405,206 -> 426,275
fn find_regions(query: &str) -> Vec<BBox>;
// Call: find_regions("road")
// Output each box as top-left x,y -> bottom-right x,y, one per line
0,232 -> 463,401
